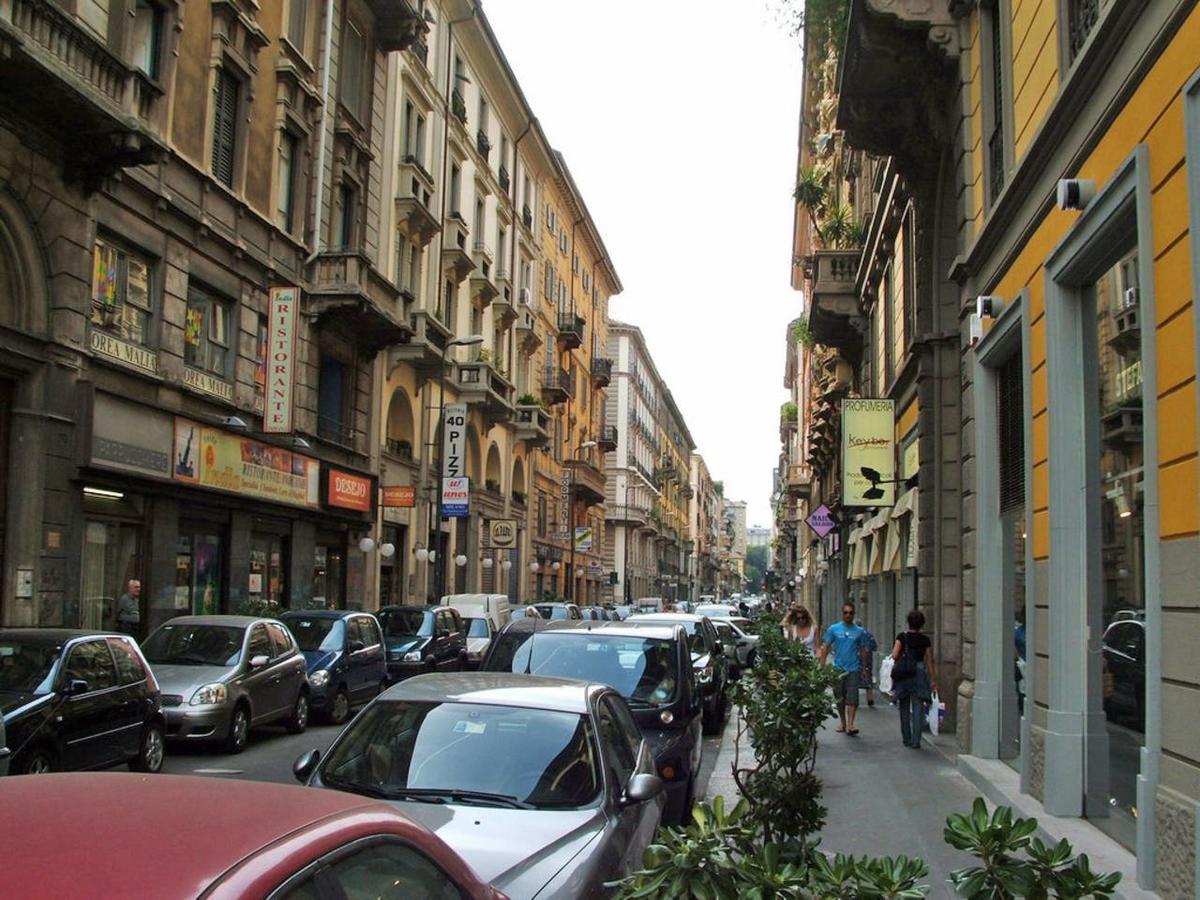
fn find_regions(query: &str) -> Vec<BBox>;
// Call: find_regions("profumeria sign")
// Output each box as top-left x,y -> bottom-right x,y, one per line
264,287 -> 298,433
841,398 -> 896,507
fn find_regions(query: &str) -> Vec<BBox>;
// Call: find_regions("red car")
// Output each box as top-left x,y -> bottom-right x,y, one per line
0,773 -> 507,899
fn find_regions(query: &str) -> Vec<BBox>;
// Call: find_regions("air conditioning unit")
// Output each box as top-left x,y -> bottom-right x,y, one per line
519,287 -> 531,306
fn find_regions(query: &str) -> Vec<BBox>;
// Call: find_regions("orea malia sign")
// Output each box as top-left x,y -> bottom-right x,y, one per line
841,398 -> 896,507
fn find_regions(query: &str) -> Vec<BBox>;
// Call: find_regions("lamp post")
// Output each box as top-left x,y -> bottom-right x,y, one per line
431,334 -> 483,603
565,439 -> 597,603
623,472 -> 632,604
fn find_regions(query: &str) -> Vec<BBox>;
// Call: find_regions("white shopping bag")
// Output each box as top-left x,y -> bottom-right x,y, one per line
927,691 -> 945,736
878,656 -> 894,694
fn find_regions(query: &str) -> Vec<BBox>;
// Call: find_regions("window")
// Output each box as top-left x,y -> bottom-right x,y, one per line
108,638 -> 148,685
403,101 -> 426,166
478,97 -> 489,133
266,623 -> 293,658
499,134 -> 509,173
64,640 -> 117,691
91,238 -> 154,347
286,0 -> 307,53
131,0 -> 163,80
449,163 -> 461,215
1066,0 -> 1100,62
277,131 -> 298,232
983,0 -> 1008,205
545,204 -> 556,234
537,492 -> 547,533
582,269 -> 590,292
184,284 -> 232,377
497,226 -> 507,277
572,252 -> 579,275
254,313 -> 268,397
597,696 -> 638,789
211,68 -> 240,187
341,20 -> 366,118
544,260 -> 554,300
279,840 -> 461,900
318,354 -> 354,441
474,196 -> 486,243
559,228 -> 568,255
247,624 -> 271,660
337,183 -> 357,249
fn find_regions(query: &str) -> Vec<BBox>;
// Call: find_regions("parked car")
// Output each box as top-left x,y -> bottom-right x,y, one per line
532,602 -> 582,621
1101,611 -> 1145,730
442,593 -> 512,668
713,618 -> 760,673
613,605 -> 634,621
580,606 -> 609,621
0,629 -> 165,774
694,603 -> 740,619
511,605 -> 544,620
377,605 -> 466,682
634,598 -> 663,614
142,615 -> 308,754
625,613 -> 729,734
279,610 -> 386,724
0,773 -> 505,899
297,672 -> 664,898
483,618 -> 704,825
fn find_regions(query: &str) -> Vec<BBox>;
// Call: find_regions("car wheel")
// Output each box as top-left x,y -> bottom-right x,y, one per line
224,704 -> 250,754
747,650 -> 757,668
328,687 -> 351,725
15,746 -> 55,775
286,691 -> 309,734
702,701 -> 719,735
129,722 -> 165,773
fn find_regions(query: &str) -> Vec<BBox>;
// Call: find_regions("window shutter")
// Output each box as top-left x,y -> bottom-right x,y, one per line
212,69 -> 238,187
997,351 -> 1024,513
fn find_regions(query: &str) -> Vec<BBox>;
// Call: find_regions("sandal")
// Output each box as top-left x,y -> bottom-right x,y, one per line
835,725 -> 846,733
847,729 -> 860,736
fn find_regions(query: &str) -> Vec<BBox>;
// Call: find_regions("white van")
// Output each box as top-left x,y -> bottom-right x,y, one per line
441,593 -> 512,666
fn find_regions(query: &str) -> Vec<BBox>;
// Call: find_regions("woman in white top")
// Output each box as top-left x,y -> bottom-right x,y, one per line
782,604 -> 819,651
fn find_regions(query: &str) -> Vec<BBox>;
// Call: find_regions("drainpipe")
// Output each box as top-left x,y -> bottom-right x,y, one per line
306,0 -> 337,264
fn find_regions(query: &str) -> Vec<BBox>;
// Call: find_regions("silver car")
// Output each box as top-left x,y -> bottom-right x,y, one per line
142,615 -> 308,754
714,618 -> 760,670
296,672 -> 665,898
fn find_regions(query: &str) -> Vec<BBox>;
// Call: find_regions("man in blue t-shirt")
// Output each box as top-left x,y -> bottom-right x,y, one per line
820,602 -> 867,735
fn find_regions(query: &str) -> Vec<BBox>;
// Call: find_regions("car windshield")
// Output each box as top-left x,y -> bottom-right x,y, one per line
378,609 -> 433,639
534,604 -> 571,620
285,617 -> 344,652
142,624 -> 245,667
0,640 -> 61,694
464,618 -> 491,638
485,632 -> 681,705
321,700 -> 600,809
633,618 -> 706,656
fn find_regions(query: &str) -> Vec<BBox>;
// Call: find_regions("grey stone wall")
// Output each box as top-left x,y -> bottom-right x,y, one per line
1154,788 -> 1196,899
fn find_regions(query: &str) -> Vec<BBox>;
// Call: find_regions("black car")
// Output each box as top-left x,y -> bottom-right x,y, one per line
481,618 -> 704,825
625,613 -> 729,734
377,606 -> 466,683
279,611 -> 387,724
0,629 -> 165,775
1101,614 -> 1145,730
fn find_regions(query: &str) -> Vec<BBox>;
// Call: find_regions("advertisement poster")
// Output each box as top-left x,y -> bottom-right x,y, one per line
841,398 -> 896,507
574,526 -> 593,552
173,418 -> 319,509
442,476 -> 469,518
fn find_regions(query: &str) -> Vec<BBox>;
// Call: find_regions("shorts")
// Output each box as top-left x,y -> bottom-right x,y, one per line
834,669 -> 861,707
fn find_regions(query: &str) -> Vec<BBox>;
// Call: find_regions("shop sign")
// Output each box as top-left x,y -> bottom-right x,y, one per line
442,404 -> 467,478
327,468 -> 372,512
805,504 -> 839,539
90,330 -> 158,376
558,467 -> 571,541
91,393 -> 173,480
183,367 -> 235,403
842,398 -> 896,507
382,485 -> 416,508
488,519 -> 517,548
172,418 -> 319,508
264,287 -> 298,433
442,476 -> 469,517
574,526 -> 593,552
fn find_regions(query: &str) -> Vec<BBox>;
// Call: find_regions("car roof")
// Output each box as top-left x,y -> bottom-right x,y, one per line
0,628 -> 123,644
156,615 -> 263,628
279,609 -> 365,620
379,672 -> 598,713
442,594 -> 508,603
378,605 -> 439,613
0,773 -> 437,898
627,613 -> 707,624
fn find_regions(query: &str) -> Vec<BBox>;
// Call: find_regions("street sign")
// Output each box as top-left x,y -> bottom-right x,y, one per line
574,526 -> 593,552
442,476 -> 469,517
842,398 -> 896,506
442,404 -> 467,479
805,504 -> 840,539
488,519 -> 517,548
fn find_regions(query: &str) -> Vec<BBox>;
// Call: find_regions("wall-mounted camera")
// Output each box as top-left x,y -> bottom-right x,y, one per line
976,295 -> 1004,319
1056,178 -> 1095,211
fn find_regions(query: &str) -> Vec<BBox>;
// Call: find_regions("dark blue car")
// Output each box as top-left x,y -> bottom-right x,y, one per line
278,611 -> 386,724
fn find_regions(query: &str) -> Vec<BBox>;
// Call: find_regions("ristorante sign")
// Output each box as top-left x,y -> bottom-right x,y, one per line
264,287 -> 298,433
841,398 -> 896,507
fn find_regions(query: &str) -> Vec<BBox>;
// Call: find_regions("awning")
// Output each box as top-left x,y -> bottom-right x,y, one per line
886,488 -> 918,571
849,526 -> 869,579
866,511 -> 889,575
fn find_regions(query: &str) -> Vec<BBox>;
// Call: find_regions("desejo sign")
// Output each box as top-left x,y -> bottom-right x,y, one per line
264,287 -> 298,433
442,404 -> 467,479
842,398 -> 896,507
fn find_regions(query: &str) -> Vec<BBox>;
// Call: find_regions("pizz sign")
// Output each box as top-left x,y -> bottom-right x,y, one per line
442,403 -> 467,479
264,287 -> 298,433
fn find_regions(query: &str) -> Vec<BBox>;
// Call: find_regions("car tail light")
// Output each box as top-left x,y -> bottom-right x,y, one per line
660,765 -> 676,781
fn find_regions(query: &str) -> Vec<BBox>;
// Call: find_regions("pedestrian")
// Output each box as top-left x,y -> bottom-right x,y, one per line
782,604 -> 819,652
820,602 -> 867,735
116,579 -> 141,636
890,609 -> 938,749
738,599 -> 750,618
856,619 -> 879,707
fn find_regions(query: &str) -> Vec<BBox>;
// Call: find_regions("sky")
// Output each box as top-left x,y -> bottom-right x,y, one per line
483,0 -> 804,527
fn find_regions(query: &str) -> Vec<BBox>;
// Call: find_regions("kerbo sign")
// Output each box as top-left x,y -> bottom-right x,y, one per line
327,469 -> 371,512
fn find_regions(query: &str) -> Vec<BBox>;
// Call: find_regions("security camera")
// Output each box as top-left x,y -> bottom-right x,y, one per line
968,313 -> 983,348
1056,178 -> 1095,211
976,295 -> 1004,318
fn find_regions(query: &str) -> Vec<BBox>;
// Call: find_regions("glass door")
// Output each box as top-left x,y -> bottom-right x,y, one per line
176,525 -> 225,615
81,521 -> 141,631
249,533 -> 287,609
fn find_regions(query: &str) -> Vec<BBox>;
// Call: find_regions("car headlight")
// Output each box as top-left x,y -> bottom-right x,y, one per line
309,669 -> 330,688
189,683 -> 227,706
698,667 -> 713,684
403,650 -> 422,662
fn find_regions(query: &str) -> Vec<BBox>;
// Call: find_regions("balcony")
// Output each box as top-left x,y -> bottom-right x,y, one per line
1108,293 -> 1141,354
512,403 -> 550,448
498,166 -> 510,192
455,360 -> 514,425
522,205 -> 533,230
395,157 -> 439,247
476,129 -> 491,160
450,88 -> 467,125
567,454 -> 606,507
0,0 -> 169,187
469,244 -> 498,306
591,357 -> 613,388
807,250 -> 865,353
364,0 -> 426,52
491,279 -> 518,327
607,502 -> 647,528
307,251 -> 412,353
786,463 -> 812,499
598,425 -> 618,452
388,309 -> 451,378
408,36 -> 429,67
557,312 -> 585,350
441,215 -> 474,284
541,366 -> 572,406
515,303 -> 542,352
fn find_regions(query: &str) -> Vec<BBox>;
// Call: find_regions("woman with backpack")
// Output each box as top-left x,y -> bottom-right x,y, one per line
890,609 -> 938,748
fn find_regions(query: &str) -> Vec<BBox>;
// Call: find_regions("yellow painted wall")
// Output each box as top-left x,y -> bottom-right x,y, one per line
966,10 -> 985,239
1010,0 -> 1059,158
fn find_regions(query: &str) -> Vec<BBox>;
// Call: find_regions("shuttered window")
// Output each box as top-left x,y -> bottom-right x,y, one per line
211,69 -> 239,187
997,351 -> 1024,513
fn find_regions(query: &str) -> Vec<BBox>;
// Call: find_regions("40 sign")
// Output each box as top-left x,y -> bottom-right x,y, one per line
442,404 -> 467,479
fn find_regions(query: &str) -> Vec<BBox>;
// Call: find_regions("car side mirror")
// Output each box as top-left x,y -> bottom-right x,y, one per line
64,678 -> 90,696
622,773 -> 664,806
293,749 -> 321,783
348,640 -> 365,654
249,654 -> 270,669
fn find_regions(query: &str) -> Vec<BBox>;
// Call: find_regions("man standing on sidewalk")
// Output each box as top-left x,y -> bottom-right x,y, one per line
820,603 -> 867,735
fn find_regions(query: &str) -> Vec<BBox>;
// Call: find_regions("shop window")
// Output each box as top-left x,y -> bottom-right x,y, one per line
177,526 -> 225,615
81,520 -> 142,632
184,284 -> 233,377
314,543 -> 346,608
249,533 -> 287,609
91,239 -> 154,348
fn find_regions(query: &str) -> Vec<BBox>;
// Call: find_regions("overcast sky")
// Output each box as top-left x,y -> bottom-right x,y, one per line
484,0 -> 803,527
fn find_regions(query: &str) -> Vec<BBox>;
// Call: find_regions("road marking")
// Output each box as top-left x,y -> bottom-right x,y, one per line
193,768 -> 245,775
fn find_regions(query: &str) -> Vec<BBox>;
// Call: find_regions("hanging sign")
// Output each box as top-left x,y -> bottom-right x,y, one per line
841,398 -> 896,507
327,468 -> 372,512
574,526 -> 593,552
805,503 -> 839,539
442,476 -> 469,517
382,485 -> 416,508
442,403 -> 467,478
264,287 -> 298,433
488,519 -> 517,548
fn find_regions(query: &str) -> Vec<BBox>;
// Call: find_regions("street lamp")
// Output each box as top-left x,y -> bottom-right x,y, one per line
566,439 -> 597,602
431,334 -> 483,602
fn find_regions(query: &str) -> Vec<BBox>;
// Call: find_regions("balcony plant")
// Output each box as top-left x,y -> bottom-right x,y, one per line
475,346 -> 492,363
792,164 -> 829,232
781,401 -> 798,422
516,393 -> 539,406
485,479 -> 500,493
792,318 -> 815,348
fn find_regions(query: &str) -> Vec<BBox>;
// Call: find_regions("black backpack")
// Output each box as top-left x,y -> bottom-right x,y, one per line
893,633 -> 919,682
